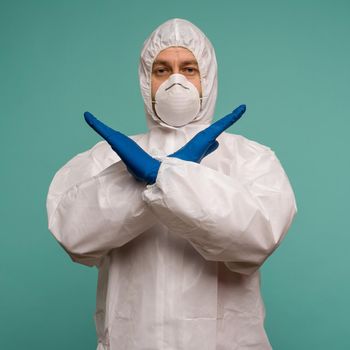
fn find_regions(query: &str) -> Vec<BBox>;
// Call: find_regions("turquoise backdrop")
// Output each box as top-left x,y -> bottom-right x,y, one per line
1,0 -> 349,349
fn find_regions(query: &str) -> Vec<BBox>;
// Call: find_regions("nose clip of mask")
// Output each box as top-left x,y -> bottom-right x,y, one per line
153,74 -> 201,127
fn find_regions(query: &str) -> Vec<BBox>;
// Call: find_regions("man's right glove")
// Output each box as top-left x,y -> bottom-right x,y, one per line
169,104 -> 246,162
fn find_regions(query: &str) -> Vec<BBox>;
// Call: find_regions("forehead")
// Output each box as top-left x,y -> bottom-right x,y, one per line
153,46 -> 198,64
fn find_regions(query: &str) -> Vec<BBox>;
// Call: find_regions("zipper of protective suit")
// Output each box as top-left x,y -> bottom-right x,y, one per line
156,226 -> 166,349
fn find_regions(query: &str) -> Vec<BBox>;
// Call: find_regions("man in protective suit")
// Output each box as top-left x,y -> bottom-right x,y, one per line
47,18 -> 297,350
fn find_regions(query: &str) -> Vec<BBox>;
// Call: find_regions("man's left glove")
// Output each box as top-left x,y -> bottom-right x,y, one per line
84,111 -> 160,184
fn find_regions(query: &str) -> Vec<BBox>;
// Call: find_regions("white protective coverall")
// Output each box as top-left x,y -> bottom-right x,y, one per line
47,18 -> 297,350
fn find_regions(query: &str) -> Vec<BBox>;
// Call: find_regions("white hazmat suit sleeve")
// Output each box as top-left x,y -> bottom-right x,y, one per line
142,136 -> 297,275
47,138 -> 155,267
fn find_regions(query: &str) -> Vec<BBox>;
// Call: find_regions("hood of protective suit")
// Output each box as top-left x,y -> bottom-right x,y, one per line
138,18 -> 218,130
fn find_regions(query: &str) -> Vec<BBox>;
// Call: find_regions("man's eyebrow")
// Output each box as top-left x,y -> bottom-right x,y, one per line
153,60 -> 169,66
180,60 -> 199,66
152,59 -> 199,66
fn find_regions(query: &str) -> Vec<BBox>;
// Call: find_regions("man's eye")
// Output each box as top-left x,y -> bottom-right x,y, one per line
183,67 -> 197,75
154,67 -> 169,75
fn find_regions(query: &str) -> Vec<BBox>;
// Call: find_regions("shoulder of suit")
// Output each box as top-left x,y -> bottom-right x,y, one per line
219,132 -> 274,156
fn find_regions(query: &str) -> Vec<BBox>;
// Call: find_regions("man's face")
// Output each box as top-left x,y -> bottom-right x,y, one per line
151,46 -> 202,100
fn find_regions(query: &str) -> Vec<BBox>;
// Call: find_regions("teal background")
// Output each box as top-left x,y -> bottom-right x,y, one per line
1,0 -> 349,349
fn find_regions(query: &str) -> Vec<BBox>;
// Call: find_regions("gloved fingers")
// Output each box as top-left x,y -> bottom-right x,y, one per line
84,111 -> 150,161
202,140 -> 219,159
84,111 -> 161,184
207,104 -> 246,139
84,111 -> 122,144
195,140 -> 219,163
169,140 -> 219,163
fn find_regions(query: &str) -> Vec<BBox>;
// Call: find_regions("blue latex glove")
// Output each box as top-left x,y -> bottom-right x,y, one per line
84,112 -> 161,184
169,104 -> 246,163
84,104 -> 246,184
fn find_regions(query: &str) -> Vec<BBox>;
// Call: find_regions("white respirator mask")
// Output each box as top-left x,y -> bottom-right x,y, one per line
152,74 -> 201,127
